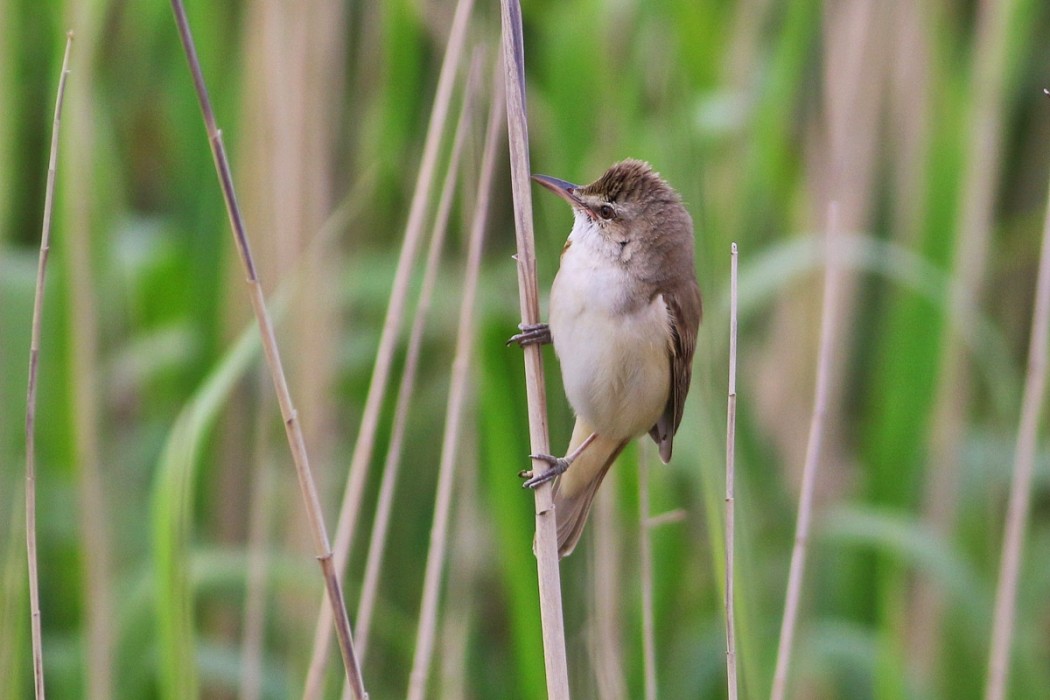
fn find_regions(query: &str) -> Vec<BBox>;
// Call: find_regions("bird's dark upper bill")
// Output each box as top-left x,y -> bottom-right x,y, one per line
531,174 -> 582,208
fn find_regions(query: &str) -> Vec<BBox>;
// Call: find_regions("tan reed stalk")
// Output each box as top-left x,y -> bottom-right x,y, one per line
590,480 -> 628,700
406,73 -> 504,700
771,204 -> 841,700
24,31 -> 73,700
166,3 -> 366,696
984,126 -> 1050,700
498,0 -> 571,695
59,4 -> 115,694
587,486 -> 623,699
236,182 -> 369,700
638,445 -> 657,700
918,0 -> 1018,674
353,57 -> 480,666
238,371 -> 276,700
638,475 -> 686,700
302,1 -> 475,693
725,242 -> 739,700
437,444 -> 483,700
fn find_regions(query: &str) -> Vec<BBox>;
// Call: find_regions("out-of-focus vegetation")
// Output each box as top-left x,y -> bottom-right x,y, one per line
2,0 -> 1050,698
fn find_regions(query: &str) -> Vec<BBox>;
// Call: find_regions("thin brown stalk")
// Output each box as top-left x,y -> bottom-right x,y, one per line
771,204 -> 841,700
638,446 -> 657,700
60,5 -> 115,695
353,54 -> 480,666
916,0 -> 1018,677
236,187 -> 368,700
24,31 -> 73,700
590,477 -> 628,700
498,0 -> 570,695
406,74 -> 503,700
238,372 -> 276,700
302,0 -> 475,693
725,242 -> 739,700
236,178 -> 370,700
984,134 -> 1050,700
437,444 -> 482,700
167,3 -> 366,697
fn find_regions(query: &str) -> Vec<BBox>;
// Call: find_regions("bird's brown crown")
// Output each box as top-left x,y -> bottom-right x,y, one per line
579,159 -> 680,207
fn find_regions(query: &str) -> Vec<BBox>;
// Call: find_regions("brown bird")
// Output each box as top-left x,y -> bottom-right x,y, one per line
512,159 -> 702,558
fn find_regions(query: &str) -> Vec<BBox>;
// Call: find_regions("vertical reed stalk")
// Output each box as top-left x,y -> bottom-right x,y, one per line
984,136 -> 1050,700
167,2 -> 366,696
590,476 -> 627,700
771,204 -> 841,700
437,447 -> 481,700
638,446 -> 657,700
499,0 -> 571,695
24,31 -> 73,700
238,372 -> 276,700
725,242 -> 739,700
59,2 -> 115,693
406,75 -> 503,700
354,57 -> 479,665
919,0 -> 1019,674
302,1 -> 475,692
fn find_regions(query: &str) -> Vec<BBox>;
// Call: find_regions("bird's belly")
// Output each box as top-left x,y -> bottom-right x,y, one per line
550,286 -> 670,440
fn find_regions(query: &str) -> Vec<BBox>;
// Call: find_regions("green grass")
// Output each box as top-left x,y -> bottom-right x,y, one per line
3,1 -> 1050,698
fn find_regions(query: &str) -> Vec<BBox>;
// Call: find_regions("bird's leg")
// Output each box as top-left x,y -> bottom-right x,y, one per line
520,432 -> 599,489
506,322 -> 552,347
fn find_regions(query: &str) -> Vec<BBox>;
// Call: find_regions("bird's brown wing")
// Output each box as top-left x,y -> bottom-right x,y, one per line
649,280 -> 702,463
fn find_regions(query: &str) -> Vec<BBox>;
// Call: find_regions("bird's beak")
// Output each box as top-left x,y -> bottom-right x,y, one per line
531,174 -> 582,209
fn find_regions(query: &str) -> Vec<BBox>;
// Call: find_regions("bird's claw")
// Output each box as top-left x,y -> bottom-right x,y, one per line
520,453 -> 570,489
507,323 -> 552,347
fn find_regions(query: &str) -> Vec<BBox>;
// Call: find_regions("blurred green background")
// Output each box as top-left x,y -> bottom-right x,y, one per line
3,0 -> 1050,698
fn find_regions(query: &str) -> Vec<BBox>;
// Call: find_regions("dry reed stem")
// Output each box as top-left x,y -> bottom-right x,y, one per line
302,0 -> 475,692
983,125 -> 1050,700
590,477 -> 628,700
919,0 -> 1017,674
167,2 -> 366,696
638,446 -> 657,700
725,242 -> 739,700
238,373 -> 276,700
499,0 -> 571,695
353,54 -> 480,666
24,31 -> 73,700
241,184 -> 371,700
771,204 -> 841,700
437,447 -> 481,700
59,6 -> 115,694
406,75 -> 503,700
237,192 -> 368,700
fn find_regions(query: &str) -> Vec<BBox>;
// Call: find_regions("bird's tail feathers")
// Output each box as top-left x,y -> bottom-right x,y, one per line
545,420 -> 627,558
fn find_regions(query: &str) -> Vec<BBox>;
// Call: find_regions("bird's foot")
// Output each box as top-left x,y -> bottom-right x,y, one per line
519,452 -> 570,489
506,323 -> 551,347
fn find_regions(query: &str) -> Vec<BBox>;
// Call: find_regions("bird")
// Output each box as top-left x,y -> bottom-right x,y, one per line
511,159 -> 702,558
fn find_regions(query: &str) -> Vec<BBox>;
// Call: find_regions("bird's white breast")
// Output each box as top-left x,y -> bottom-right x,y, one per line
549,214 -> 671,440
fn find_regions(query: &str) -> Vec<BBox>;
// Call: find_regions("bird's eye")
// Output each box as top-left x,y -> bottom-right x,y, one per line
598,204 -> 614,220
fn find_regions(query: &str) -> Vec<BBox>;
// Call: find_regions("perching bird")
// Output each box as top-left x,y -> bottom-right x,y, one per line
512,159 -> 701,557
